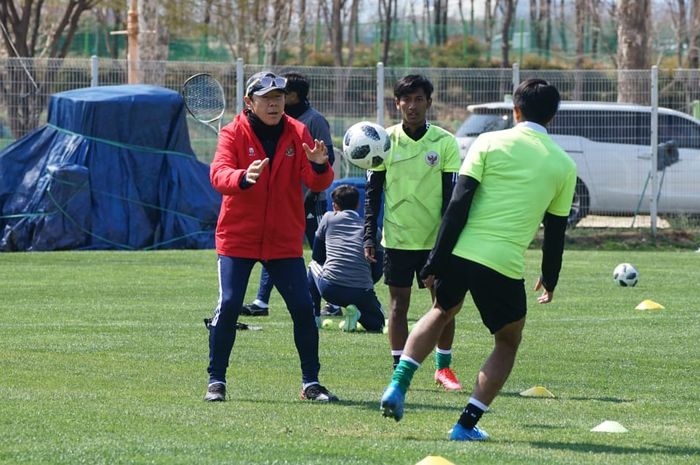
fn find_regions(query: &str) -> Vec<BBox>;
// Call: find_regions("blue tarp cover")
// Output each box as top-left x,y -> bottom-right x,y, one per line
0,84 -> 220,251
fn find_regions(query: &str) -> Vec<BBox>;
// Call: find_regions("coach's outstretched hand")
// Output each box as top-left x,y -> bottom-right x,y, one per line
303,139 -> 329,165
245,157 -> 269,184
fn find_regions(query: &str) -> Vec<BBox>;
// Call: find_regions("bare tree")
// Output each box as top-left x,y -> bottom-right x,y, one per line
501,0 -> 514,67
574,0 -> 586,68
530,0 -> 542,50
0,0 -> 97,138
138,0 -> 169,84
667,0 -> 688,67
346,0 -> 360,65
298,0 -> 307,63
530,0 -> 552,55
434,0 -> 449,45
542,0 -> 552,54
484,0 -> 497,61
557,0 -> 567,52
379,0 -> 397,65
589,0 -> 602,58
94,5 -> 123,59
470,0 -> 475,35
688,0 -> 700,68
617,0 -> 651,103
262,0 -> 292,65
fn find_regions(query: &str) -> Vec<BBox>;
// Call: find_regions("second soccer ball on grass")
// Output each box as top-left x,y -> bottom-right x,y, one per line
613,263 -> 639,287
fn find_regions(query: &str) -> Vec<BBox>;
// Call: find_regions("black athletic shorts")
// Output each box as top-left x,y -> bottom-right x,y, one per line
435,255 -> 526,334
383,248 -> 431,288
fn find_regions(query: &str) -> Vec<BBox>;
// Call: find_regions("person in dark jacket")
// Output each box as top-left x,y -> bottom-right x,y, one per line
204,71 -> 337,403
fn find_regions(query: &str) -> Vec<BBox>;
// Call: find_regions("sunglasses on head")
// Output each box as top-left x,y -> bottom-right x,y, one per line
258,75 -> 287,89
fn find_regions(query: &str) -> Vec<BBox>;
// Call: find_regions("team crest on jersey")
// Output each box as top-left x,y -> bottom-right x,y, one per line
248,147 -> 255,157
286,146 -> 295,157
425,151 -> 439,167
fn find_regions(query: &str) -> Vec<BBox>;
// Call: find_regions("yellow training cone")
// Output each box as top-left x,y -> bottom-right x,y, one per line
519,386 -> 556,398
415,456 -> 455,465
591,420 -> 628,433
635,299 -> 665,310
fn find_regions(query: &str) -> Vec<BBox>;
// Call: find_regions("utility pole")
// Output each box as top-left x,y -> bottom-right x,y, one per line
110,0 -> 140,84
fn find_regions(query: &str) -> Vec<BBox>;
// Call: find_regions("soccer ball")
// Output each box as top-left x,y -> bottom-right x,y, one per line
613,263 -> 638,287
342,121 -> 391,170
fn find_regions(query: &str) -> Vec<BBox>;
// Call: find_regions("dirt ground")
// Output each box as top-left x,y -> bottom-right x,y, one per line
578,215 -> 671,229
531,215 -> 700,250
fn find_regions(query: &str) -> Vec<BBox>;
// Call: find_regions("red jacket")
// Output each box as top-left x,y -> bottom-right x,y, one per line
210,113 -> 334,259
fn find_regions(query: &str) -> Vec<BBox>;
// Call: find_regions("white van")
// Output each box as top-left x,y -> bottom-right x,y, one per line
455,101 -> 700,226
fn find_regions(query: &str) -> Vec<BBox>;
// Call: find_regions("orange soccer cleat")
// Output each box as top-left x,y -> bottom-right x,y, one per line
434,367 -> 463,391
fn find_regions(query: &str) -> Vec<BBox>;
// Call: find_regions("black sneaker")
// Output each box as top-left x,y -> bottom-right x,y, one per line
320,303 -> 343,317
240,303 -> 269,316
300,383 -> 339,402
204,382 -> 226,401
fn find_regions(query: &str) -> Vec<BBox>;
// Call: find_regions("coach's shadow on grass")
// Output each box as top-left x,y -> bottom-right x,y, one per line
530,441 -> 700,457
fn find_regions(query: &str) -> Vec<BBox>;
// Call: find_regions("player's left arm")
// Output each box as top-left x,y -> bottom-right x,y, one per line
421,174 -> 480,284
440,134 -> 462,215
536,212 -> 568,303
441,172 -> 458,216
536,166 -> 578,303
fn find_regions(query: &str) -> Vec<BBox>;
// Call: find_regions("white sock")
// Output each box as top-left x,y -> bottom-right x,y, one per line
469,396 -> 490,412
302,381 -> 319,390
252,299 -> 269,308
398,354 -> 420,367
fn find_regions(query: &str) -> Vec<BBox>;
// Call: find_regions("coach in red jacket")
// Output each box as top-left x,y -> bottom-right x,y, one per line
204,71 -> 337,403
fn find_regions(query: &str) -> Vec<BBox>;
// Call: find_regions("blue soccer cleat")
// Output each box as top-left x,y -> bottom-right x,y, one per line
380,382 -> 405,421
449,423 -> 490,441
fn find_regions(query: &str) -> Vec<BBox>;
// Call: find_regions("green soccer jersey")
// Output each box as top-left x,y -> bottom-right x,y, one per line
372,123 -> 461,250
452,125 -> 577,279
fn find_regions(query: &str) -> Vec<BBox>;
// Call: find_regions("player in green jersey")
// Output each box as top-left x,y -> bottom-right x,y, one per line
379,79 -> 577,441
364,74 -> 463,390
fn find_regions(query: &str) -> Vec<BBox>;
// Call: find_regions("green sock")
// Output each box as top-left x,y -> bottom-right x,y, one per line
391,359 -> 419,394
436,350 -> 452,370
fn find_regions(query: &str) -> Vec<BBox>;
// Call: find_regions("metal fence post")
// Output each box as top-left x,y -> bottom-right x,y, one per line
650,66 -> 659,236
512,62 -> 520,92
377,62 -> 384,126
90,55 -> 99,87
236,58 -> 244,114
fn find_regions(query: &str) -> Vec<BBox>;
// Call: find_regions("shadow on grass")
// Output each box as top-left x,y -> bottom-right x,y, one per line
500,391 -> 631,403
530,441 -> 700,456
524,423 -> 566,430
335,398 -> 457,413
568,396 -> 632,403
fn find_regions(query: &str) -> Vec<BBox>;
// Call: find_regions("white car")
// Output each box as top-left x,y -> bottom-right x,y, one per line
455,101 -> 700,226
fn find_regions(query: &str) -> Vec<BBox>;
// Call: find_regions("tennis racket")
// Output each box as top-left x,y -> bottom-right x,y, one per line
182,73 -> 226,135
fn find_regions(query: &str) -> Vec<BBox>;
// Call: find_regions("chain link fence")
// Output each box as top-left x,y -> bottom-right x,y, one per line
1,57 -> 699,232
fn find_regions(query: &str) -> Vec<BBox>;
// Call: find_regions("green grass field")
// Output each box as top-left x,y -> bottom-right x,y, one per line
1,249 -> 699,465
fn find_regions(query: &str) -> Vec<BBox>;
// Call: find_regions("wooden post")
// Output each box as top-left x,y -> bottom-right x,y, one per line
110,0 -> 140,84
126,0 -> 139,84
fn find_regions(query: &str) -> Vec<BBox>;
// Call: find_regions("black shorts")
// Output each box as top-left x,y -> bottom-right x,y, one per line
383,248 -> 431,288
435,256 -> 526,334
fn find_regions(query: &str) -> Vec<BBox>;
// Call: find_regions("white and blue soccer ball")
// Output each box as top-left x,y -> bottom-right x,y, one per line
342,121 -> 391,170
613,263 -> 638,287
